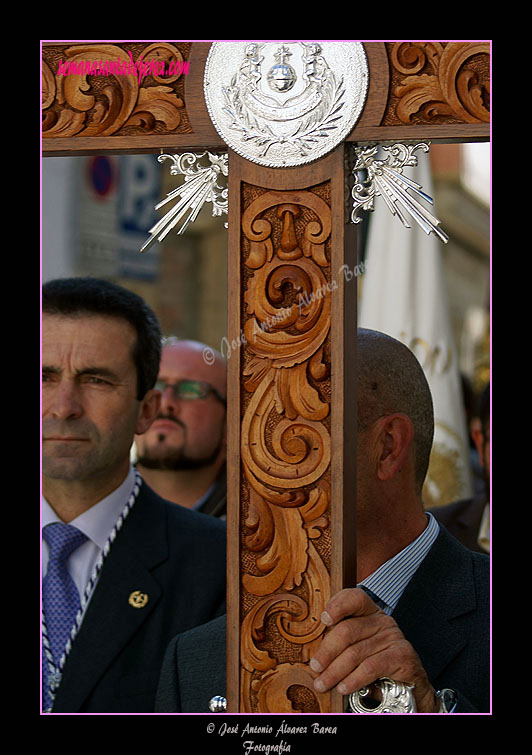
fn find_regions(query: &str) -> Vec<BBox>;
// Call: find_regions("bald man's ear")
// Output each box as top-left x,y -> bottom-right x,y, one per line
374,413 -> 414,482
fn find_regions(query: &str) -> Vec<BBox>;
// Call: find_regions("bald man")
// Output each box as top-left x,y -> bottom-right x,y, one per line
156,328 -> 489,714
307,329 -> 489,712
134,339 -> 227,517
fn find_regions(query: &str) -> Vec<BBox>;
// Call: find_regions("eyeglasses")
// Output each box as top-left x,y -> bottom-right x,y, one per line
155,379 -> 226,406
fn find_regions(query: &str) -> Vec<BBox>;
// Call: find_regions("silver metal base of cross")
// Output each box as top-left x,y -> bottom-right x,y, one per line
348,677 -> 417,713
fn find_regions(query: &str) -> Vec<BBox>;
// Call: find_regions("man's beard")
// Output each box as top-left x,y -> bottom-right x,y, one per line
137,416 -> 223,471
138,445 -> 222,471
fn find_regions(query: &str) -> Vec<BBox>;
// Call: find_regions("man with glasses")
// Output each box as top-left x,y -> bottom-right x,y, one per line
134,338 -> 227,518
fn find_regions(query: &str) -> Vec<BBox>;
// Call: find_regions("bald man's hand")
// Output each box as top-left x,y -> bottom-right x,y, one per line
310,588 -> 439,713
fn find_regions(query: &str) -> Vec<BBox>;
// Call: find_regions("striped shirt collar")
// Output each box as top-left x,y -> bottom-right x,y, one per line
358,512 -> 439,615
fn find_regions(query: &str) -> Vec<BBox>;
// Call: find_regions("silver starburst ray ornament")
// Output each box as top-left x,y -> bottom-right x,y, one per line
140,151 -> 228,253
351,142 -> 449,244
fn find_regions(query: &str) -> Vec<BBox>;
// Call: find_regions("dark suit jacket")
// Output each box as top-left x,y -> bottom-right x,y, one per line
429,497 -> 488,554
51,482 -> 226,713
155,526 -> 490,713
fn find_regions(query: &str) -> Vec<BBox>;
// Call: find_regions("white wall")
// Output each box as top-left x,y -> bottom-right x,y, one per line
42,157 -> 77,281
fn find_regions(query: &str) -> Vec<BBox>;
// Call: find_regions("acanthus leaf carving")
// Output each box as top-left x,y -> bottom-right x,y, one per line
42,43 -> 187,138
252,663 -> 330,713
240,542 -> 330,693
122,85 -> 184,131
242,371 -> 330,491
391,41 -> 490,125
243,505 -> 309,595
239,185 -> 333,712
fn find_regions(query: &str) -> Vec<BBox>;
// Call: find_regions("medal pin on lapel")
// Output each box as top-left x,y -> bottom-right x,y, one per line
128,590 -> 149,608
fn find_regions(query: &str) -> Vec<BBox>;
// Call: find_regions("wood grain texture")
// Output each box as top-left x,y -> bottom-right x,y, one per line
226,148 -> 357,714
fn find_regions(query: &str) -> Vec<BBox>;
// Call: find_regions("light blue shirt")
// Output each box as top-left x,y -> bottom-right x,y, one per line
358,512 -> 440,615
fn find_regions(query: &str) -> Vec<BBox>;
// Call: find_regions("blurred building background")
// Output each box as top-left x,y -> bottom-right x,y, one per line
41,142 -> 490,505
357,143 -> 490,508
428,143 -> 490,395
42,152 -> 228,351
42,143 -> 489,385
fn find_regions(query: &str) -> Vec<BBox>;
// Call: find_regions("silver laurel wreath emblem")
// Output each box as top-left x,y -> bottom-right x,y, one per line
141,152 -> 228,253
348,678 -> 417,714
204,42 -> 368,168
221,43 -> 344,161
351,142 -> 449,244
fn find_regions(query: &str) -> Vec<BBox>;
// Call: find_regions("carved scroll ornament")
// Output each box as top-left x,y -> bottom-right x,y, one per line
42,43 -> 190,138
388,41 -> 490,125
239,186 -> 334,713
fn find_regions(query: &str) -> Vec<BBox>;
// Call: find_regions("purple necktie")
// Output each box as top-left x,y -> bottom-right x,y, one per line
42,523 -> 87,711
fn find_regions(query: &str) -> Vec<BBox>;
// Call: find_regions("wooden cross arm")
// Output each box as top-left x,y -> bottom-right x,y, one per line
42,41 -> 490,157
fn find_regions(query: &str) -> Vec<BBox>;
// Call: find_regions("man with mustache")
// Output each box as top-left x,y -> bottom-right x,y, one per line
41,277 -> 226,713
133,338 -> 227,518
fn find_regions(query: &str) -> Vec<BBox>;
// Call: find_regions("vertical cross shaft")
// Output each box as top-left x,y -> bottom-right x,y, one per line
226,147 -> 358,713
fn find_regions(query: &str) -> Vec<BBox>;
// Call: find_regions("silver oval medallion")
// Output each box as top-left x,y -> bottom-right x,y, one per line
204,42 -> 369,168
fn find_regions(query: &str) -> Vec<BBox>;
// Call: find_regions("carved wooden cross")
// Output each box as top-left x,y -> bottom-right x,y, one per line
42,40 -> 490,713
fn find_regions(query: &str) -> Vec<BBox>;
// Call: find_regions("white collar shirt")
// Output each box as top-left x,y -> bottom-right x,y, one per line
42,467 -> 137,609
